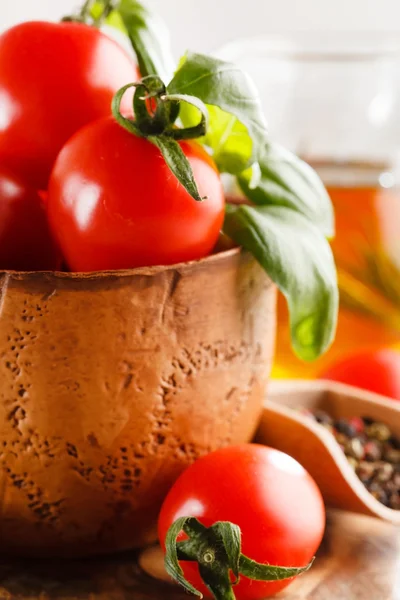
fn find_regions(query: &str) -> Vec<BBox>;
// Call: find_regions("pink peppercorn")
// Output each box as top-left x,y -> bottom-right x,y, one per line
348,416 -> 365,434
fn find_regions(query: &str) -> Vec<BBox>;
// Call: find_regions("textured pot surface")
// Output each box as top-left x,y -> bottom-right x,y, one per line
0,249 -> 276,556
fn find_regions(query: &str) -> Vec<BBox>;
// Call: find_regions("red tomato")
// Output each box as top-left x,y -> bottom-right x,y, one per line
320,348 -> 400,400
158,445 -> 325,599
0,21 -> 139,189
47,117 -> 225,271
0,168 -> 60,271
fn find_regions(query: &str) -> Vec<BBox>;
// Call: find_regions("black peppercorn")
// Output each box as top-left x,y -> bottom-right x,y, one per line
367,481 -> 388,505
335,418 -> 356,438
306,409 -> 400,510
356,461 -> 376,483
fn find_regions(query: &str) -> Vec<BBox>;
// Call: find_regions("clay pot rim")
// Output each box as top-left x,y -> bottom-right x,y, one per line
0,247 -> 243,281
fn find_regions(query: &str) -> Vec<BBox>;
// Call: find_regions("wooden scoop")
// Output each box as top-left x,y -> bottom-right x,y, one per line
257,379 -> 400,524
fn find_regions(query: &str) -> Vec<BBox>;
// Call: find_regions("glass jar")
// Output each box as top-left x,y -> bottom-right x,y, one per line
217,33 -> 400,378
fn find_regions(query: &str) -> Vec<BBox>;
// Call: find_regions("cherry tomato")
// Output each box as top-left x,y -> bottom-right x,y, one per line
47,117 -> 225,271
0,168 -> 60,271
0,21 -> 139,189
320,348 -> 400,401
158,445 -> 325,599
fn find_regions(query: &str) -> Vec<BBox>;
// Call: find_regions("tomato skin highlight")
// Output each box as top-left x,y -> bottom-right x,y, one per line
47,117 -> 225,271
320,348 -> 400,401
0,21 -> 139,189
0,168 -> 60,271
158,444 -> 325,600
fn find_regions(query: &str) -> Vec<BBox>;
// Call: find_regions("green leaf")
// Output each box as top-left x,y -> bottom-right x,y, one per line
223,204 -> 338,360
88,1 -> 105,21
239,144 -> 335,238
168,52 -> 268,174
95,0 -> 175,81
211,522 -> 241,583
204,105 -> 253,174
179,103 -> 253,174
164,517 -> 203,598
162,94 -> 209,140
239,554 -> 314,581
148,135 -> 204,202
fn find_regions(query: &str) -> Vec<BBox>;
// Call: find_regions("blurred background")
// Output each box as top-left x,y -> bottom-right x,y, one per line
3,0 -> 400,56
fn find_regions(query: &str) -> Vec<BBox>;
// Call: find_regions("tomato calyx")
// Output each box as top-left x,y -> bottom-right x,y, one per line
165,517 -> 314,600
112,76 -> 207,140
112,76 -> 209,201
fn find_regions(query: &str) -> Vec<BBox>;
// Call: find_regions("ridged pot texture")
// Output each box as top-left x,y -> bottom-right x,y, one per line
0,248 -> 276,556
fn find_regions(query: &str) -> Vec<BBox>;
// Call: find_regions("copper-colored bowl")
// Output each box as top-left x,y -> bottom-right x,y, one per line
0,248 -> 276,557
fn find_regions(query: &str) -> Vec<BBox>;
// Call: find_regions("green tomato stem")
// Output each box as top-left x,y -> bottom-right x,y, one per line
133,84 -> 155,132
111,83 -> 142,136
79,0 -> 91,19
112,78 -> 209,142
201,572 -> 236,600
214,589 -> 236,600
164,517 -> 314,600
216,589 -> 236,600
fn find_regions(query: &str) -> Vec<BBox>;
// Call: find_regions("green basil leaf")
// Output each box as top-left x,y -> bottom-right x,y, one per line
178,103 -> 253,173
168,53 -> 268,174
88,1 -> 106,21
162,94 -> 209,140
223,204 -> 338,360
239,144 -> 334,238
204,105 -> 253,174
148,135 -> 204,202
239,554 -> 314,581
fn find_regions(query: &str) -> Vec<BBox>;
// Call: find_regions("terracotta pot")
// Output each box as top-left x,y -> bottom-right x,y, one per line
0,248 -> 276,557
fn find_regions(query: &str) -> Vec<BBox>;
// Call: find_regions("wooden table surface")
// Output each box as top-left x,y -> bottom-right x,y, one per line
0,510 -> 399,600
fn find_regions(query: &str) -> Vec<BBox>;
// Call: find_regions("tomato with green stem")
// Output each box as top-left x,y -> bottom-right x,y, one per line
159,445 -> 325,600
0,168 -> 60,271
0,20 -> 139,189
47,116 -> 225,271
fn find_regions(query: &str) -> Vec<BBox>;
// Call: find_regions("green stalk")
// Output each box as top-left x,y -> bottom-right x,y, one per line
110,76 -> 209,202
165,517 -> 313,600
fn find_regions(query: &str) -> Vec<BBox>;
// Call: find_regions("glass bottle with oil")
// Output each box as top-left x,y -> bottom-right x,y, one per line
217,33 -> 400,377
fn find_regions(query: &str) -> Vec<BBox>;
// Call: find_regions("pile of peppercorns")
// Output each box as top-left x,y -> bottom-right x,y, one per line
305,410 -> 400,510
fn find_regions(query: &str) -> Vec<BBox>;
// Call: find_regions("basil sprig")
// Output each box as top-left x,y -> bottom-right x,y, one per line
72,0 -> 338,361
224,204 -> 338,360
238,143 -> 335,238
